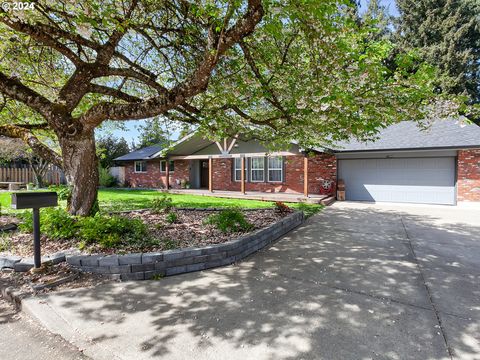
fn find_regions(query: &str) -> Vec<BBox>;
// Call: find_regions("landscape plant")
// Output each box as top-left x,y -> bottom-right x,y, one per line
151,194 -> 173,214
204,208 -> 254,233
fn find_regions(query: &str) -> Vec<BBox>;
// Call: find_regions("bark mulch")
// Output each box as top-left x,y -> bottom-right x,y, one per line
0,208 -> 287,257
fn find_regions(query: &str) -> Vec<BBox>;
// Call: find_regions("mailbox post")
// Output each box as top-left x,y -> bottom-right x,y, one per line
11,192 -> 58,268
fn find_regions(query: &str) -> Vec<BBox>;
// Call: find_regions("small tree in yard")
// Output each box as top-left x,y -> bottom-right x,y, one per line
0,136 -> 52,187
0,0 -> 468,215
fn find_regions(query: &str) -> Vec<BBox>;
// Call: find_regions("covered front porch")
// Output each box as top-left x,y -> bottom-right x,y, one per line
163,188 -> 335,205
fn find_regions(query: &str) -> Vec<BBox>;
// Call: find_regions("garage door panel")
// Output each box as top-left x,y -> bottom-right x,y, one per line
338,157 -> 455,205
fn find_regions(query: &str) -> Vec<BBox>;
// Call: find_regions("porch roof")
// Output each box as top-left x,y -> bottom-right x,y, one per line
158,133 -> 305,160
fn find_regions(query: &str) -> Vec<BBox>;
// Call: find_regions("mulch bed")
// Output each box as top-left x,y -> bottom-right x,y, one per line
0,208 -> 287,257
0,262 -> 112,298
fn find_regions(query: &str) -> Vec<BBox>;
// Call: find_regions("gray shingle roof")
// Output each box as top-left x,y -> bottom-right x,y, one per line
332,119 -> 480,152
114,144 -> 163,161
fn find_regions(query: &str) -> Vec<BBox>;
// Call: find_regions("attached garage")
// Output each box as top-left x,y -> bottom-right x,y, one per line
331,120 -> 480,205
337,155 -> 456,205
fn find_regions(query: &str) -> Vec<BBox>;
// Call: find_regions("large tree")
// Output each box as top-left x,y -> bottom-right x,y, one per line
395,0 -> 480,107
0,0 -> 264,215
134,119 -> 171,150
0,0 -> 464,215
96,136 -> 130,168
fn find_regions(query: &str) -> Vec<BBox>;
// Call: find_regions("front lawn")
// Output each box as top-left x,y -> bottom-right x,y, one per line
1,189 -> 323,216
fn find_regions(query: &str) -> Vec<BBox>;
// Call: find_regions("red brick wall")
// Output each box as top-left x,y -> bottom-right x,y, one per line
212,154 -> 336,195
124,160 -> 190,189
457,149 -> 480,202
124,154 -> 337,194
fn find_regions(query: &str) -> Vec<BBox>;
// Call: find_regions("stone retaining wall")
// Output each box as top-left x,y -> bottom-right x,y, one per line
66,211 -> 304,280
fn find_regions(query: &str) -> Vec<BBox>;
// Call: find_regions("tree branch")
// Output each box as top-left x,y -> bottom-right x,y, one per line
0,125 -> 63,168
88,84 -> 141,103
80,0 -> 264,129
0,72 -> 56,120
1,18 -> 82,65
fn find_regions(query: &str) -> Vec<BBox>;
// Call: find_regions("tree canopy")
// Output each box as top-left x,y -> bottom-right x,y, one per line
134,119 -> 171,150
96,136 -> 130,168
395,0 -> 480,107
0,0 -> 468,214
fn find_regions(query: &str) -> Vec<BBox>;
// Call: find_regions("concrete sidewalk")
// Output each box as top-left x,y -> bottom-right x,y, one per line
21,202 -> 480,359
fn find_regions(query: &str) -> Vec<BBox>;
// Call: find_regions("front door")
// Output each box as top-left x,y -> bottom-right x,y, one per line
200,160 -> 209,188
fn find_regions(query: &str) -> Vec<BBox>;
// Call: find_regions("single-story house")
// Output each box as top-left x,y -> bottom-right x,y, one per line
114,119 -> 480,205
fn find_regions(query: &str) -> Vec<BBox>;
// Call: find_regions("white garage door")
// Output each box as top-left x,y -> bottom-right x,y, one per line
338,157 -> 456,205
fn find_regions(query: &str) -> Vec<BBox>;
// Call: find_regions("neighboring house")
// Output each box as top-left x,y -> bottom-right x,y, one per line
114,120 -> 480,205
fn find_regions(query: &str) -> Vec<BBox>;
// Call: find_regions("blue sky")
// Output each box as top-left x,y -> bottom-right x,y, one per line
96,0 -> 399,146
360,0 -> 398,16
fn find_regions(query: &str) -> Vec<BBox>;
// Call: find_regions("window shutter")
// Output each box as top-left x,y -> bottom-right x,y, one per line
246,157 -> 250,183
231,159 -> 235,182
282,156 -> 286,183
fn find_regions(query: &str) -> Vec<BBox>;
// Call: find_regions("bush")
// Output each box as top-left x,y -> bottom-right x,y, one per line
204,208 -> 253,233
48,185 -> 71,201
78,214 -> 148,248
165,212 -> 178,224
42,208 -> 78,239
99,167 -> 117,187
18,207 -> 149,249
17,207 -> 76,239
151,194 -> 173,213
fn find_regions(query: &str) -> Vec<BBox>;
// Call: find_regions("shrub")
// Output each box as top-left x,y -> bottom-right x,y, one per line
48,185 -> 71,201
204,208 -> 253,233
78,214 -> 148,248
99,167 -> 117,187
17,207 -> 77,239
18,207 -> 150,250
274,201 -> 292,215
151,194 -> 173,213
41,208 -> 78,239
165,212 -> 178,224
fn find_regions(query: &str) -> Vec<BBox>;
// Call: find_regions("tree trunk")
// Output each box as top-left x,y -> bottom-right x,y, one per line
59,130 -> 99,216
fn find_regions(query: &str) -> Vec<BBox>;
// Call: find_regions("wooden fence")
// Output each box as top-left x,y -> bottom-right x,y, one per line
0,164 -> 65,185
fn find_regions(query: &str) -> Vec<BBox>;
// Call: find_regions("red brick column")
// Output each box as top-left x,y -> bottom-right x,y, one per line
457,149 -> 480,202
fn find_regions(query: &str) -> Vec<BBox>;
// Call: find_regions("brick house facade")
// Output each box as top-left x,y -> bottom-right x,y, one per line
125,154 -> 337,196
210,154 -> 337,194
457,149 -> 480,202
125,160 -> 190,189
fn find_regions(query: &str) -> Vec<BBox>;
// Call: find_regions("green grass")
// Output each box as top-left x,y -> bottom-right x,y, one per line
0,189 -> 323,217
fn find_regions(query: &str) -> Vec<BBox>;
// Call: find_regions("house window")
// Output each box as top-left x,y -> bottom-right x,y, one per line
160,160 -> 174,173
251,157 -> 264,182
268,156 -> 283,182
234,158 -> 246,182
134,161 -> 147,173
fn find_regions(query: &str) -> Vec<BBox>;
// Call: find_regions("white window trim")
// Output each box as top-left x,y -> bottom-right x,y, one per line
134,160 -> 147,173
160,160 -> 174,173
268,156 -> 283,182
250,157 -> 265,182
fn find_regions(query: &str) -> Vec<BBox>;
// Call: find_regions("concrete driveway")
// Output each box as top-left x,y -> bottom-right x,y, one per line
23,202 -> 480,360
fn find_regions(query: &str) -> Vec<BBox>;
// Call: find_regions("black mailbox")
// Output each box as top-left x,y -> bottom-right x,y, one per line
11,191 -> 59,269
11,192 -> 58,209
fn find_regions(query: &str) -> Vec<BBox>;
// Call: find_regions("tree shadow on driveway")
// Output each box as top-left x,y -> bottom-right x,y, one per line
28,205 -> 480,360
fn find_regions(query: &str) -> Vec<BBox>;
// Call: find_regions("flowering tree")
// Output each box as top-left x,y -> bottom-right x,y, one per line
0,0 -> 463,215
